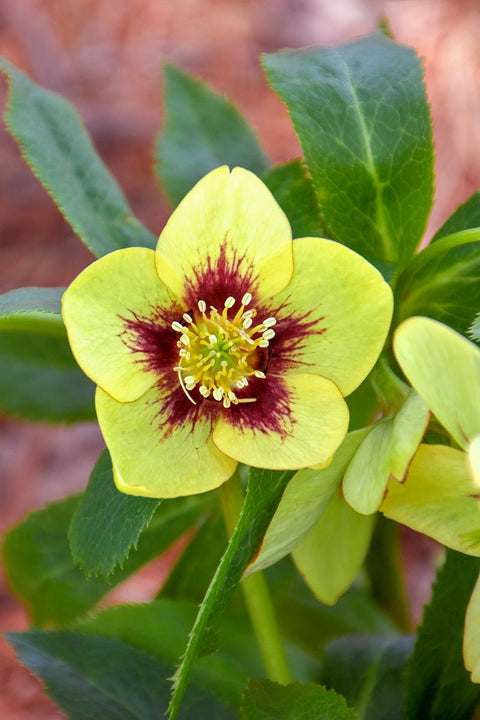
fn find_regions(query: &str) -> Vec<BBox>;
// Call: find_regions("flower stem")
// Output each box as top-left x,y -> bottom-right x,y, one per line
219,471 -> 293,685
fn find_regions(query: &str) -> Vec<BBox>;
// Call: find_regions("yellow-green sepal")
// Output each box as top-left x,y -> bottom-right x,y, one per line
272,237 -> 393,396
213,373 -> 349,470
155,166 -> 294,301
63,247 -> 179,403
381,444 -> 480,556
394,316 -> 480,449
96,386 -> 237,498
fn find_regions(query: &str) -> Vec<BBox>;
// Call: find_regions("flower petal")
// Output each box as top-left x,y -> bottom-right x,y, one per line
96,385 -> 237,498
63,247 -> 182,402
155,166 -> 294,304
212,373 -> 349,469
270,237 -> 393,396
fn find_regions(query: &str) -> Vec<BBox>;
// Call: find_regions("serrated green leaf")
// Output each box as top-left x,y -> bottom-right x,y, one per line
262,160 -> 326,239
69,449 -> 160,576
262,33 -> 434,266
72,598 -> 263,709
343,389 -> 430,514
403,550 -> 480,720
248,429 -> 370,576
381,444 -> 480,556
168,467 -> 295,720
155,63 -> 270,206
292,489 -> 375,606
433,191 -> 480,241
0,58 -> 156,257
394,230 -> 480,337
7,630 -> 235,720
240,679 -> 359,720
3,491 -> 214,626
322,635 -> 413,720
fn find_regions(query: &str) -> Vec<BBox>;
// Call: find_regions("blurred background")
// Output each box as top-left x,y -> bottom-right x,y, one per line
1,0 -> 480,716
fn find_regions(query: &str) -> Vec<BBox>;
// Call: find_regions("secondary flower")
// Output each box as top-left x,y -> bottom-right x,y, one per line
62,166 -> 392,498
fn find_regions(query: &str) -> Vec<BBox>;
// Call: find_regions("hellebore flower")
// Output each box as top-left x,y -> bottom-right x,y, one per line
63,166 -> 392,498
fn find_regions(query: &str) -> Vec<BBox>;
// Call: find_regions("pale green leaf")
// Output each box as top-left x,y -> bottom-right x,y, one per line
293,489 -> 375,605
343,389 -> 430,514
394,316 -> 480,449
247,429 -> 371,576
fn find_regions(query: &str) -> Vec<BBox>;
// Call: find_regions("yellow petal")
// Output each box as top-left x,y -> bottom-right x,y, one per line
62,248 -> 181,402
270,237 -> 393,396
96,385 -> 237,498
155,166 -> 294,305
212,373 -> 349,470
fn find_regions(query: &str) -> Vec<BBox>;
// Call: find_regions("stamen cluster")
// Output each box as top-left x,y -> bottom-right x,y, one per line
172,293 -> 276,408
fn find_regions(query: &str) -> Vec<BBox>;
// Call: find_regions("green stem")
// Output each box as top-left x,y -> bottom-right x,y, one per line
365,514 -> 411,632
219,472 -> 293,685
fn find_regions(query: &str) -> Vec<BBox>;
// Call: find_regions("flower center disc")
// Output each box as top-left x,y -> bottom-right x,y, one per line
172,293 -> 276,408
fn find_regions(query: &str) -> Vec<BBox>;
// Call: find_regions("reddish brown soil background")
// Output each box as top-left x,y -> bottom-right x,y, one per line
1,0 -> 480,716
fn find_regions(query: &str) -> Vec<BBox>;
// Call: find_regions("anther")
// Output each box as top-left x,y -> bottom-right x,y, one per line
183,313 -> 193,324
171,321 -> 185,332
224,296 -> 235,309
263,329 -> 275,341
242,292 -> 252,306
242,317 -> 253,329
198,300 -> 206,313
213,388 -> 224,401
262,317 -> 276,328
223,397 -> 231,409
258,339 -> 269,348
180,334 -> 190,346
254,370 -> 266,379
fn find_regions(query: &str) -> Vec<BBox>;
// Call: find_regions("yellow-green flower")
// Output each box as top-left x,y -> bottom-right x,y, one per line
62,166 -> 392,498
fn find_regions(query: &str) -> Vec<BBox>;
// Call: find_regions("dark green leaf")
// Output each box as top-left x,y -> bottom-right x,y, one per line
7,630 -> 235,720
241,679 -> 359,720
394,229 -> 480,337
277,582 -> 396,659
262,160 -> 326,239
262,33 -> 434,266
0,286 -> 65,333
0,288 -> 95,420
155,63 -> 270,206
0,58 -> 156,257
322,635 -> 413,720
69,449 -> 160,576
433,191 -> 480,241
73,598 -> 263,709
162,510 -> 226,603
168,467 -> 295,719
403,550 -> 480,720
3,491 -> 214,626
